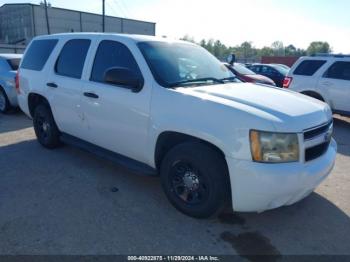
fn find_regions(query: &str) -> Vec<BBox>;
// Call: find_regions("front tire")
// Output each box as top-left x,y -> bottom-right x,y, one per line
160,141 -> 230,218
0,87 -> 11,113
33,103 -> 61,149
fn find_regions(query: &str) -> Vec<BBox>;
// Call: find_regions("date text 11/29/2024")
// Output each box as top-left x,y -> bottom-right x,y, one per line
127,256 -> 220,261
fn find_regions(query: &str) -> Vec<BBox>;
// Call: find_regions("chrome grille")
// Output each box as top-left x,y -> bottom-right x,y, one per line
304,120 -> 333,162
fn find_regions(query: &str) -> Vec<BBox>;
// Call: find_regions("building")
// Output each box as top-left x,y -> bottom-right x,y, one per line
0,3 -> 156,45
261,56 -> 299,67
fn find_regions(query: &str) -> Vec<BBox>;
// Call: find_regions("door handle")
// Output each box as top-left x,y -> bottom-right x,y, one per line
47,82 -> 58,88
83,92 -> 99,99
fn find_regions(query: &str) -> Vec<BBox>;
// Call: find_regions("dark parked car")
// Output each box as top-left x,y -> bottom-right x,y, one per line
224,63 -> 276,86
247,64 -> 289,87
271,63 -> 291,70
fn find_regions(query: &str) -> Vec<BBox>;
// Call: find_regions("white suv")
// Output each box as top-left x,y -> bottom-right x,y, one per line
284,54 -> 350,116
17,33 -> 337,218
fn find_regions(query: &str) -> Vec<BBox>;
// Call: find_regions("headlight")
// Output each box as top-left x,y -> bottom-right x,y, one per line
250,130 -> 299,163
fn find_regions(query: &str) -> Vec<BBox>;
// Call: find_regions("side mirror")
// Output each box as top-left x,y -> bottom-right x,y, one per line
104,67 -> 143,92
226,54 -> 236,65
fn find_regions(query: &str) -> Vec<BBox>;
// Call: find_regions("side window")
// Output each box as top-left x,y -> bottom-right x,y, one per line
7,58 -> 20,70
261,66 -> 272,74
293,60 -> 326,76
91,40 -> 142,83
55,39 -> 91,79
324,61 -> 350,81
252,66 -> 260,73
269,68 -> 279,75
21,39 -> 58,71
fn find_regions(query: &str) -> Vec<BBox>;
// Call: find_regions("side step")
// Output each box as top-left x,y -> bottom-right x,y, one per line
61,133 -> 157,176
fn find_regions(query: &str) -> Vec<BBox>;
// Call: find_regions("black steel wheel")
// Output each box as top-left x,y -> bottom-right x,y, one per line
170,161 -> 209,205
33,103 -> 61,149
160,141 -> 230,218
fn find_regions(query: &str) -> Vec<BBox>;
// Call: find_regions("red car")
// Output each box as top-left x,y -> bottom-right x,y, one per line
224,63 -> 276,86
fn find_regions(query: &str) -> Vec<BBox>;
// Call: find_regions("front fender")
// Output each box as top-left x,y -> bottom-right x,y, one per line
146,85 -> 275,167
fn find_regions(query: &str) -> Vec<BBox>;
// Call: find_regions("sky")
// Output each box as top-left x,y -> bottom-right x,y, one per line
2,0 -> 350,53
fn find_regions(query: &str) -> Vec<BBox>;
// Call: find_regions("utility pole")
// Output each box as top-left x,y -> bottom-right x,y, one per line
102,0 -> 105,32
44,0 -> 51,34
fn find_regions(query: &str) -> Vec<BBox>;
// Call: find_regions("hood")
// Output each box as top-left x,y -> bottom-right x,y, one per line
245,74 -> 275,85
178,83 -> 332,132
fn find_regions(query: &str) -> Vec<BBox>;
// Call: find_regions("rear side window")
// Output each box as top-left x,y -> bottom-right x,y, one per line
293,60 -> 326,76
251,66 -> 261,73
323,61 -> 350,81
55,39 -> 91,79
7,58 -> 20,70
90,40 -> 142,83
21,39 -> 58,71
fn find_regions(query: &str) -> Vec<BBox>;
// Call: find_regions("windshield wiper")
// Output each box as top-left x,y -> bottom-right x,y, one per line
168,77 -> 224,88
220,76 -> 237,82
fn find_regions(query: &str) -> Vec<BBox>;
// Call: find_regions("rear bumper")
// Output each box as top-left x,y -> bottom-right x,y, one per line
226,138 -> 337,212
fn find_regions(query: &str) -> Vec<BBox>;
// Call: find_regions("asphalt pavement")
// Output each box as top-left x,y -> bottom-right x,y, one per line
0,112 -> 349,257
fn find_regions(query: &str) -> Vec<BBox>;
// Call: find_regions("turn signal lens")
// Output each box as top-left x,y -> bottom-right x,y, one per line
250,130 -> 262,161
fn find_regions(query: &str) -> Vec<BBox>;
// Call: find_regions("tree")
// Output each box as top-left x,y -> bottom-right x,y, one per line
180,35 -> 195,43
259,46 -> 274,57
199,39 -> 206,48
285,44 -> 297,56
271,41 -> 284,56
239,41 -> 255,59
213,40 -> 228,60
180,35 -> 311,61
307,41 -> 332,55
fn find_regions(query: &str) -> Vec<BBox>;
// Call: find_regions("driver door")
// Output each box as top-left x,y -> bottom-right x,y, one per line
79,39 -> 152,163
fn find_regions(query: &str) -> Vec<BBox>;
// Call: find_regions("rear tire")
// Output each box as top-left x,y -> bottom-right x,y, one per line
0,87 -> 11,113
33,103 -> 61,149
160,141 -> 230,218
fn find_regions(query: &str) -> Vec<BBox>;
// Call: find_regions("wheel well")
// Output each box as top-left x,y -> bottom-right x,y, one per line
28,93 -> 49,117
154,131 -> 226,170
301,91 -> 325,101
0,85 -> 7,96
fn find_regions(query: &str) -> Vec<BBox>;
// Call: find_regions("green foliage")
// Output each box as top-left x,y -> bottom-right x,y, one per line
180,36 -> 330,61
307,41 -> 332,55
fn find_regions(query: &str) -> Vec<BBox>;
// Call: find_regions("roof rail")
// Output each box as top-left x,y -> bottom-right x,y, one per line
311,53 -> 350,58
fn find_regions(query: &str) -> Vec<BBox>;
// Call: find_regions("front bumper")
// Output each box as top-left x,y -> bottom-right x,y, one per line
226,138 -> 337,212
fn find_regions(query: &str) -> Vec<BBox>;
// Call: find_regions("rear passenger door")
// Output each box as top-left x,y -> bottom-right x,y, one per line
80,39 -> 152,163
320,61 -> 350,112
46,38 -> 91,137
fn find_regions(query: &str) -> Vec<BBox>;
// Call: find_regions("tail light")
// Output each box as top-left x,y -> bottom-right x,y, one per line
283,77 -> 292,88
15,71 -> 20,94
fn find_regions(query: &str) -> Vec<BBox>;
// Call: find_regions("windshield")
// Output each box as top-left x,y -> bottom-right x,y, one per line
138,41 -> 236,87
233,63 -> 256,75
7,58 -> 20,71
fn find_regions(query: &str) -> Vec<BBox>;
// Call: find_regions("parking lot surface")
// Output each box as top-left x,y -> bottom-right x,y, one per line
0,112 -> 349,256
